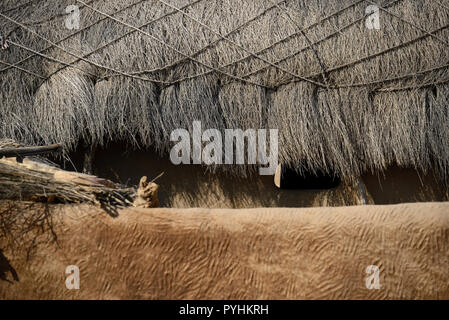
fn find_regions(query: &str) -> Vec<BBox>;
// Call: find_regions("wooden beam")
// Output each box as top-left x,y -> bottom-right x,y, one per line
82,143 -> 96,175
0,143 -> 62,159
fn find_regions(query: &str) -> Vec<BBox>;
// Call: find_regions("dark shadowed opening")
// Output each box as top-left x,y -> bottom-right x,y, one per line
277,165 -> 341,190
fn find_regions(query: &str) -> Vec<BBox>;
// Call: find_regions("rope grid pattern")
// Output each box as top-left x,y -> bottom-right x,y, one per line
1,0 -> 448,92
1,0 -> 449,180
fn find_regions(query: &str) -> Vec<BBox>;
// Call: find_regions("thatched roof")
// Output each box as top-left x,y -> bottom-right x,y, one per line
0,0 -> 448,179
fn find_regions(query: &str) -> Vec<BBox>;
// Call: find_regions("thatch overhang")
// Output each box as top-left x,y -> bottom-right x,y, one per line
0,0 -> 448,179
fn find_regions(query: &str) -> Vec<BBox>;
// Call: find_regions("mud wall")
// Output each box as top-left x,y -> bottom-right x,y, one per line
1,202 -> 448,299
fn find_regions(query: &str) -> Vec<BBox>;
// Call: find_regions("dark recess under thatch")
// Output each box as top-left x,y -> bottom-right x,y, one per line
0,0 -> 448,181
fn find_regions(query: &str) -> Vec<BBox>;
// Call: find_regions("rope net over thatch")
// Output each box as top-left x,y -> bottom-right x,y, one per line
0,0 -> 448,179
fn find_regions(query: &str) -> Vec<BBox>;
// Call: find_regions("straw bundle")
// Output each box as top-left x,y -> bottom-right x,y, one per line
0,157 -> 136,210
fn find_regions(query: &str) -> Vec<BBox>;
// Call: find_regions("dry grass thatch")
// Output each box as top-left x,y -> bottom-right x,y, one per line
0,0 -> 448,179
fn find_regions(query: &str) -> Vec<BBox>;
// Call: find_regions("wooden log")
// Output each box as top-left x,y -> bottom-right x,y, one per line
1,157 -> 116,188
0,143 -> 62,159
